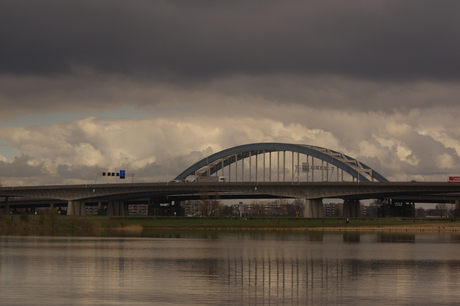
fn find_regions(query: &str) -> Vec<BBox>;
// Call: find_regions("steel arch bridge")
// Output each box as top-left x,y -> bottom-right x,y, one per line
174,143 -> 388,183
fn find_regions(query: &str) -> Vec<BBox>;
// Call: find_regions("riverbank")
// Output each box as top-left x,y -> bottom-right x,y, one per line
1,214 -> 459,232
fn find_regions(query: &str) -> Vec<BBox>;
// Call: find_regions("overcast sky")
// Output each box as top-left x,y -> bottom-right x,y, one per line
1,0 -> 460,186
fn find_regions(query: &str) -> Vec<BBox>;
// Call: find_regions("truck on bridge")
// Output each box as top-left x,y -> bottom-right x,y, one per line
196,176 -> 226,183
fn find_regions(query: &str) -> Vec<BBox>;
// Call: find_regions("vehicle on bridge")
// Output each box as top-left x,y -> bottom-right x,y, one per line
196,176 -> 226,183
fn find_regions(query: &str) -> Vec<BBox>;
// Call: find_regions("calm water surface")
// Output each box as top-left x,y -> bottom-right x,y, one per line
1,231 -> 460,305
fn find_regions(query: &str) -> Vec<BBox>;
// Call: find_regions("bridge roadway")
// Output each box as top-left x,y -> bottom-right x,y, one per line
2,181 -> 460,217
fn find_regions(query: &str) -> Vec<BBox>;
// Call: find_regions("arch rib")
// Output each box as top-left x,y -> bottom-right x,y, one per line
174,143 -> 388,182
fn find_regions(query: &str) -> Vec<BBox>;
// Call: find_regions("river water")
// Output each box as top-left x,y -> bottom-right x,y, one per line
1,230 -> 460,305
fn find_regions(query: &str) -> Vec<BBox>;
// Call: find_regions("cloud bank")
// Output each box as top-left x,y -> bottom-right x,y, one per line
0,1 -> 459,186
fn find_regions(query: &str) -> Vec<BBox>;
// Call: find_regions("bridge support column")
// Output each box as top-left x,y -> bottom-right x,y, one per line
119,202 -> 126,216
110,201 -> 125,216
455,200 -> 460,218
148,198 -> 162,216
79,202 -> 86,216
304,199 -> 324,218
343,200 -> 361,218
342,200 -> 350,218
107,201 -> 114,216
68,201 -> 85,216
97,202 -> 106,215
3,197 -> 9,215
113,201 -> 120,216
67,200 -> 75,215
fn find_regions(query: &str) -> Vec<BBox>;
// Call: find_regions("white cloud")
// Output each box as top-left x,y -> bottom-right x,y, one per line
436,153 -> 456,170
0,104 -> 459,186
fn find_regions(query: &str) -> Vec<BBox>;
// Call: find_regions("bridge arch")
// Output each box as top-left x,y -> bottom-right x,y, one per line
174,143 -> 388,182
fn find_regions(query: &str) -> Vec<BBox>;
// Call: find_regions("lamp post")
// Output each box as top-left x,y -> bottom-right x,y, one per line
429,154 -> 432,182
166,154 -> 170,183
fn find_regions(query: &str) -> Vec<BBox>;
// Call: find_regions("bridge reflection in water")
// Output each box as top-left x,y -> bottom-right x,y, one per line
219,256 -> 347,305
2,233 -> 460,305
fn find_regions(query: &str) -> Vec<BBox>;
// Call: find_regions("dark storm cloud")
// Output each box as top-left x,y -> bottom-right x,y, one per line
2,0 -> 460,81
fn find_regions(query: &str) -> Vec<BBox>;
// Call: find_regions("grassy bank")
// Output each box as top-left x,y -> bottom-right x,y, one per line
1,213 -> 459,232
121,216 -> 460,231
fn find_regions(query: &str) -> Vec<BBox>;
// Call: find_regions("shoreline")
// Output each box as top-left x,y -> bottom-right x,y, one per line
2,216 -> 460,233
142,224 -> 460,232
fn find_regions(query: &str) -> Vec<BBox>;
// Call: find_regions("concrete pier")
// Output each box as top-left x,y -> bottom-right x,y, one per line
67,201 -> 86,215
304,199 -> 324,218
106,201 -> 126,216
107,201 -> 114,216
342,199 -> 360,218
3,197 -> 9,215
67,200 -> 75,215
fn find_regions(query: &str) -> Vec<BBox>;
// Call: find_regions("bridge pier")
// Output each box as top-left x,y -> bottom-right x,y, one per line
455,200 -> 460,218
67,201 -> 86,216
3,197 -> 9,215
107,201 -> 114,216
343,199 -> 361,218
67,200 -> 75,215
80,202 -> 86,215
117,201 -> 125,216
304,199 -> 324,218
106,201 -> 126,216
97,202 -> 104,215
115,201 -> 126,216
113,201 -> 120,216
148,198 -> 161,216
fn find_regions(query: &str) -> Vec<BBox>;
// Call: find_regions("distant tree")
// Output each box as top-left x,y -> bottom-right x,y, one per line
273,199 -> 289,216
436,203 -> 449,217
250,201 -> 265,216
198,186 -> 210,217
198,188 -> 221,216
219,205 -> 233,216
209,192 -> 221,216
367,202 -> 380,217
435,203 -> 453,217
415,207 -> 426,217
289,199 -> 304,216
20,211 -> 29,222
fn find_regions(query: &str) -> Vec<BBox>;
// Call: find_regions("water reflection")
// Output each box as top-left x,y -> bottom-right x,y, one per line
377,233 -> 415,243
343,232 -> 360,243
1,232 -> 460,305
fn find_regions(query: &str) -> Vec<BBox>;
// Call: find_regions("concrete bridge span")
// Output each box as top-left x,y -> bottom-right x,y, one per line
2,181 -> 460,217
2,143 -> 460,218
